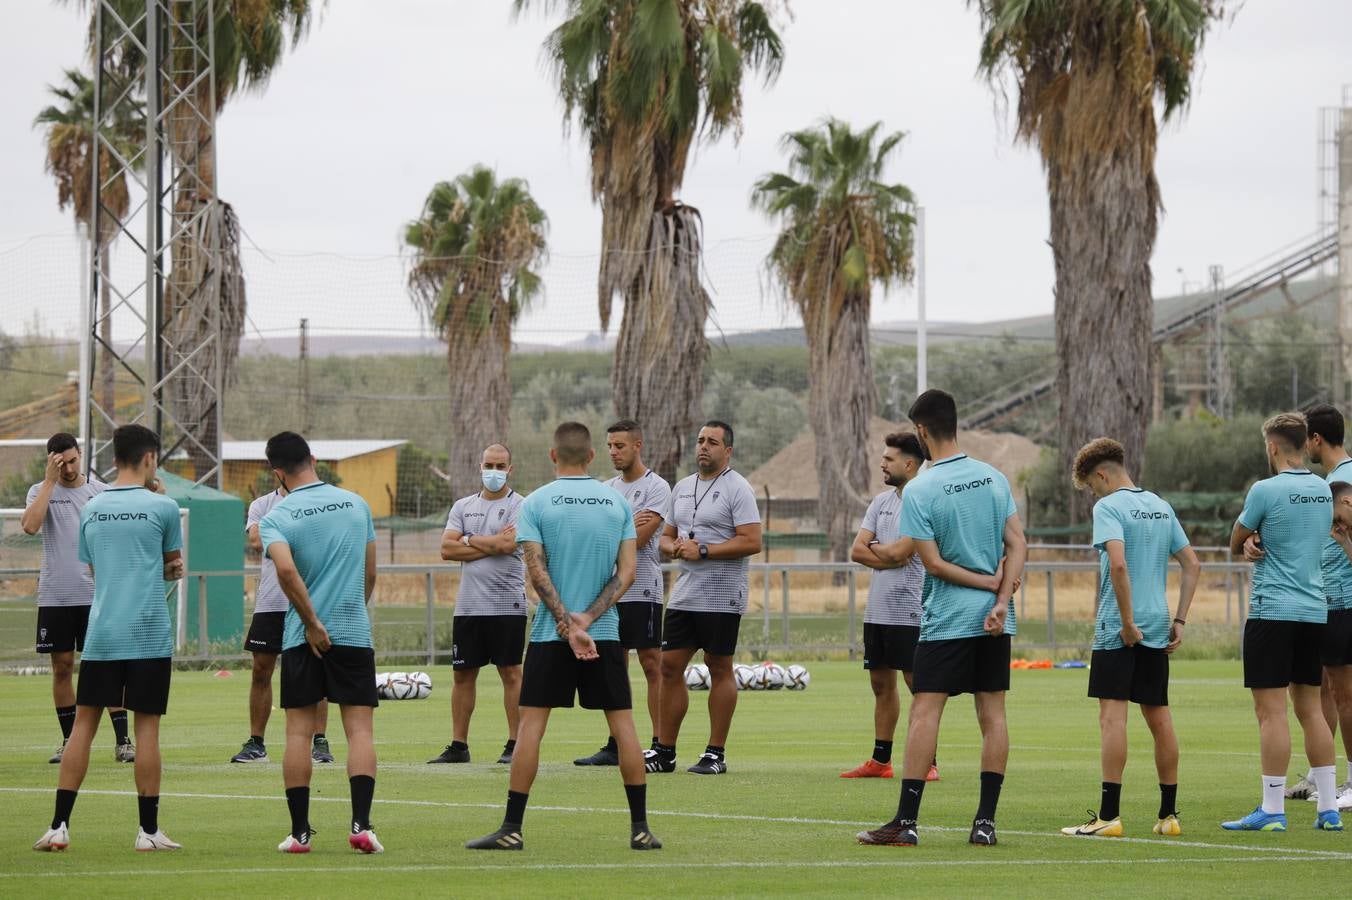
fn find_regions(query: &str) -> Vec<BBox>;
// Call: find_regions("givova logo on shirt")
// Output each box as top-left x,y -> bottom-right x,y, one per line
1129,510 -> 1171,520
291,501 -> 354,519
943,477 -> 992,495
90,511 -> 149,522
1289,494 -> 1331,505
551,495 -> 614,506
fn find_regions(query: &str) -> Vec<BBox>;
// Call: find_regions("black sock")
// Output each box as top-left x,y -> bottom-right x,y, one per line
1159,783 -> 1178,819
56,706 -> 76,742
251,735 -> 265,746
624,783 -> 647,825
349,775 -> 374,833
285,786 -> 310,840
704,744 -> 725,759
504,790 -> 528,829
52,788 -> 77,829
872,739 -> 893,765
109,709 -> 129,744
313,732 -> 326,743
450,740 -> 468,752
138,795 -> 159,834
504,739 -> 517,753
976,771 -> 1005,821
654,741 -> 675,758
1099,781 -> 1122,821
894,778 -> 925,824
604,735 -> 617,752
650,736 -> 659,749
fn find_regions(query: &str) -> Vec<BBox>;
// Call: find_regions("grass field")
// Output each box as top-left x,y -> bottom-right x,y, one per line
1,660 -> 1350,897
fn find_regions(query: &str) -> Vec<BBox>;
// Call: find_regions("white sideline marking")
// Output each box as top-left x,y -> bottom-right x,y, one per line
1,787 -> 1348,859
1,855 -> 1348,879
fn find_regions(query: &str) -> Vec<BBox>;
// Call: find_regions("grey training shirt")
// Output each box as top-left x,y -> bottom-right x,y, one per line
859,488 -> 924,626
665,468 -> 761,614
445,490 -> 527,616
247,490 -> 289,614
605,469 -> 672,604
27,479 -> 107,607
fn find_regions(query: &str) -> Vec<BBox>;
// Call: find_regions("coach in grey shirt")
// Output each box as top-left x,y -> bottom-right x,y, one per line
429,443 -> 527,766
647,421 -> 762,777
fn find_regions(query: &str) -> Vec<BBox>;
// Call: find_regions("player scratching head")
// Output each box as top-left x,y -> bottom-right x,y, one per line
906,389 -> 958,461
1261,412 -> 1309,475
265,431 -> 316,491
551,421 -> 594,475
1071,437 -> 1134,499
46,432 -> 83,487
1304,403 -> 1345,468
695,421 -> 733,477
112,424 -> 161,489
881,432 -> 924,489
1332,481 -> 1352,532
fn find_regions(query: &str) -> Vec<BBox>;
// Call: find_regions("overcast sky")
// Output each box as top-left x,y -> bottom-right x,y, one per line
2,1 -> 1349,343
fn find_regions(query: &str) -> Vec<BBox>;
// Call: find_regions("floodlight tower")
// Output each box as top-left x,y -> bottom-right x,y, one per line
85,0 -> 223,486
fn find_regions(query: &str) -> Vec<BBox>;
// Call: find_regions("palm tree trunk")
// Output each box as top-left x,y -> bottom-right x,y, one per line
446,303 -> 513,497
805,287 -> 873,569
1048,153 -> 1156,522
610,206 -> 709,484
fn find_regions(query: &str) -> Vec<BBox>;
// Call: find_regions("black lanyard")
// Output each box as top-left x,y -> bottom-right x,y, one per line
689,468 -> 730,539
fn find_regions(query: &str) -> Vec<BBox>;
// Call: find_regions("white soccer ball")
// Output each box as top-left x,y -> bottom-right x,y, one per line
684,664 -> 711,690
386,672 -> 415,700
763,663 -> 787,690
785,664 -> 810,690
407,671 -> 432,700
374,671 -> 393,700
734,664 -> 757,691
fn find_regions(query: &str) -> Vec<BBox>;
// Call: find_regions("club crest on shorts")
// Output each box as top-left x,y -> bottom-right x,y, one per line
39,627 -> 48,641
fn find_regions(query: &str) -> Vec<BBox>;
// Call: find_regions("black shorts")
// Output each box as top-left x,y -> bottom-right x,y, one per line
244,611 -> 286,655
912,634 -> 1011,696
1088,645 -> 1169,706
661,609 -> 741,657
863,623 -> 920,671
1243,618 -> 1324,689
618,602 -> 663,650
1321,608 -> 1352,667
452,614 -> 526,670
76,658 -> 172,715
280,644 -> 379,708
518,640 -> 630,710
36,605 -> 91,654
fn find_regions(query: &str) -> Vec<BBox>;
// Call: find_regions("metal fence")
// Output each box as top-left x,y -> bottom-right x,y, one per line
0,558 -> 1252,667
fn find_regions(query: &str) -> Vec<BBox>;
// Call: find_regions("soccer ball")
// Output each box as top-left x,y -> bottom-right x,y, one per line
762,663 -> 787,690
407,671 -> 433,700
785,664 -> 810,690
734,664 -> 757,691
684,664 -> 711,690
386,672 -> 416,700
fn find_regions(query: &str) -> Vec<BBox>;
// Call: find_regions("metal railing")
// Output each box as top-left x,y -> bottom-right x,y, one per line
0,558 -> 1253,666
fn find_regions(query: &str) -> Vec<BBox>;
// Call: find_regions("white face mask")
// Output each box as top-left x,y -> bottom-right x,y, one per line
481,469 -> 508,492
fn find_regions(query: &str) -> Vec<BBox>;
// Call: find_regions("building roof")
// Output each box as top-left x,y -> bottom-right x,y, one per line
222,439 -> 407,462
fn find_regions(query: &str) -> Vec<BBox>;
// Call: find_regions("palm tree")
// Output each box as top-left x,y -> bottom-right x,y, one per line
753,119 -> 915,564
70,0 -> 314,478
403,166 -> 549,495
971,0 -> 1225,519
34,67 -> 145,426
515,0 -> 785,481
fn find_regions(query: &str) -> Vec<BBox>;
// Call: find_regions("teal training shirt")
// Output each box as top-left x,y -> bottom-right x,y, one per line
899,454 -> 1018,641
1091,488 -> 1189,650
259,482 -> 376,651
1323,458 -> 1352,612
1237,469 -> 1332,623
77,485 -> 182,660
515,475 -> 636,644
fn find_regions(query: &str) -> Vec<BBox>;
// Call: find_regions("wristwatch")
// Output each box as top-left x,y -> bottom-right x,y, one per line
462,533 -> 474,547
698,543 -> 709,560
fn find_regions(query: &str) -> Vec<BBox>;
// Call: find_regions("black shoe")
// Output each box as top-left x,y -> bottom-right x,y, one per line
857,820 -> 918,846
428,744 -> 470,764
465,826 -> 523,850
311,735 -> 335,764
969,818 -> 997,846
643,749 -> 676,773
496,744 -> 514,765
687,752 -> 727,775
631,824 -> 663,850
574,745 -> 619,766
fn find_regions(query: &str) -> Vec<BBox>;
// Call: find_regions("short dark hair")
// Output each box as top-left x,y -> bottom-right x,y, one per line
484,442 -> 512,464
47,432 -> 78,455
702,420 -> 734,447
883,431 -> 925,460
1305,403 -> 1345,447
553,421 -> 592,465
265,431 -> 313,474
1071,437 -> 1126,489
1332,481 -> 1352,502
1262,413 -> 1308,453
907,389 -> 957,441
607,419 -> 642,439
112,424 -> 160,466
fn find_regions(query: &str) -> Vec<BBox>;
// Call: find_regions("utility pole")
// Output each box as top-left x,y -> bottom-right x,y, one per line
1340,90 -> 1351,406
915,206 -> 927,396
299,317 -> 311,434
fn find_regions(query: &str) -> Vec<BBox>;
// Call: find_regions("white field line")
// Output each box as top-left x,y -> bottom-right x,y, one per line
1,787 -> 1348,860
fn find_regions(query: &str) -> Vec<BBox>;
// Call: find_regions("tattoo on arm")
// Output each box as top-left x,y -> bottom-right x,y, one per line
583,573 -> 624,622
522,542 -> 570,630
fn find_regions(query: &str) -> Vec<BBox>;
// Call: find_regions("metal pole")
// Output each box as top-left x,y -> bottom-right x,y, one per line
916,206 -> 927,395
425,570 -> 435,667
143,0 -> 161,426
847,571 -> 857,661
1045,570 -> 1055,647
77,227 -> 90,454
197,574 -> 208,655
762,566 -> 771,645
780,567 -> 790,650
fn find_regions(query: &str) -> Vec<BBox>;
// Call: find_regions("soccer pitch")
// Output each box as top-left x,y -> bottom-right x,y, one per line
1,660 -> 1349,897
